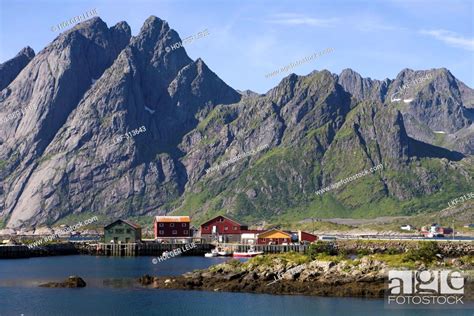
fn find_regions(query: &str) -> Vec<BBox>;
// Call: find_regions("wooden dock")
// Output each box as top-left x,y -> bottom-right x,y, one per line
97,243 -> 138,256
96,242 -> 213,257
1,242 -> 309,258
221,243 -> 310,254
0,245 -> 30,258
0,243 -> 79,259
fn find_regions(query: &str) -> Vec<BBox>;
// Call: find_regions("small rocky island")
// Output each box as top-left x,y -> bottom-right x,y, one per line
139,241 -> 474,299
39,276 -> 87,288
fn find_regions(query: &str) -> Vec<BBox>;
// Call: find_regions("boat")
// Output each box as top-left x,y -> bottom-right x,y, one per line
217,247 -> 232,256
204,248 -> 218,257
233,246 -> 263,258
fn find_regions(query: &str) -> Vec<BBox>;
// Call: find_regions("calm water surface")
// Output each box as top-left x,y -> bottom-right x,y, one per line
0,255 -> 472,316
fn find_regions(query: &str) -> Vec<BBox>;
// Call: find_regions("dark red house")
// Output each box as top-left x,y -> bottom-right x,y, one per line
154,216 -> 191,239
200,215 -> 248,243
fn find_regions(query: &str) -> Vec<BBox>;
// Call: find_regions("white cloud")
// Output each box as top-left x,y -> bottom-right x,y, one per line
266,14 -> 339,27
420,29 -> 474,51
357,21 -> 407,32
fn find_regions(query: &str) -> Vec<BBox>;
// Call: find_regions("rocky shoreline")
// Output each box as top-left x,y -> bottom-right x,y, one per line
139,257 -> 388,298
138,253 -> 474,300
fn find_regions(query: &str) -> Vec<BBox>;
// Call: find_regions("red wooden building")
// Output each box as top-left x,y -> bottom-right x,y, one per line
298,230 -> 318,243
154,216 -> 191,239
200,215 -> 248,243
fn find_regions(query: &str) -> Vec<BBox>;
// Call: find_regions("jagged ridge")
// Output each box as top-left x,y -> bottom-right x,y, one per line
0,16 -> 472,229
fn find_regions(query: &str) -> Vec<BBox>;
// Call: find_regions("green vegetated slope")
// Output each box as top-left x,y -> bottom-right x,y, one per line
177,80 -> 473,226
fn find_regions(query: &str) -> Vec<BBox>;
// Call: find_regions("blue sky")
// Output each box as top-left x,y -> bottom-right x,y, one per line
0,0 -> 473,93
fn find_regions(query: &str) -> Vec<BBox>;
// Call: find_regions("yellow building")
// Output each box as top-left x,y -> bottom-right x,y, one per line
257,229 -> 292,245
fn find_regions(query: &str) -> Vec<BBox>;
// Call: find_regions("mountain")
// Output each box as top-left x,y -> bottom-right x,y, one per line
337,68 -> 474,155
0,16 -> 239,228
0,16 -> 472,229
178,70 -> 472,225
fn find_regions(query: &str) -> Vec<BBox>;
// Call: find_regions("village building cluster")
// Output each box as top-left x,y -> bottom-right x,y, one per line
104,215 -> 318,245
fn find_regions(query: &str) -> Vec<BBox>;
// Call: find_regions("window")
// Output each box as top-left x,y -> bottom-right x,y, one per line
204,226 -> 209,230
159,230 -> 164,235
115,229 -> 124,234
159,223 -> 164,227
126,229 -> 132,234
233,226 -> 237,230
172,230 -> 177,235
219,218 -> 224,222
183,230 -> 189,235
181,223 -> 187,227
224,226 -> 228,231
170,223 -> 175,227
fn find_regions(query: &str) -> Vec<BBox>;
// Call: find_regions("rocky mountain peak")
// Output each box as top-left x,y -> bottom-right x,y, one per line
0,46 -> 36,90
132,15 -> 172,50
388,67 -> 473,153
339,68 -> 362,80
18,46 -> 35,59
110,21 -> 132,50
143,15 -> 167,30
60,16 -> 109,40
336,68 -> 388,102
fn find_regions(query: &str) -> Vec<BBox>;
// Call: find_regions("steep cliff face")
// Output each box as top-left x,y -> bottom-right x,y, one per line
0,16 -> 472,229
0,16 -> 239,228
0,17 -> 133,227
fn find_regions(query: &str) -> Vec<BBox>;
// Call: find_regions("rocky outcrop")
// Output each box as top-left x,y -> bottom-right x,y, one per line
140,256 -> 473,299
0,46 -> 35,91
141,257 -> 388,298
39,276 -> 86,288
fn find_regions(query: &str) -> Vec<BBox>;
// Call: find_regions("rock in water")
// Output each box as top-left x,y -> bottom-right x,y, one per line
138,274 -> 154,285
39,276 -> 86,288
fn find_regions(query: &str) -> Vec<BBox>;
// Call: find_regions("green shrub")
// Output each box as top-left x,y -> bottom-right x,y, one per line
403,241 -> 439,264
356,248 -> 371,257
387,247 -> 399,255
308,241 -> 337,259
226,259 -> 242,267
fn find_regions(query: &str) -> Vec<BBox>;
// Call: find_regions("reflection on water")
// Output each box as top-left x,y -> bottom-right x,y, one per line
102,278 -> 137,288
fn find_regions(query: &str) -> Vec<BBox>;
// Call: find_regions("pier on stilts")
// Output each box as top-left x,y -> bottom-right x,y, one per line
95,240 -> 212,257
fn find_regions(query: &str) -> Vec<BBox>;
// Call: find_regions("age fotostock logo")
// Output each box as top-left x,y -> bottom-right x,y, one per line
386,270 -> 465,309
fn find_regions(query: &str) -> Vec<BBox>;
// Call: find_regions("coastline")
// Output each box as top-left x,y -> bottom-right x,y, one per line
137,243 -> 474,300
138,260 -> 473,300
